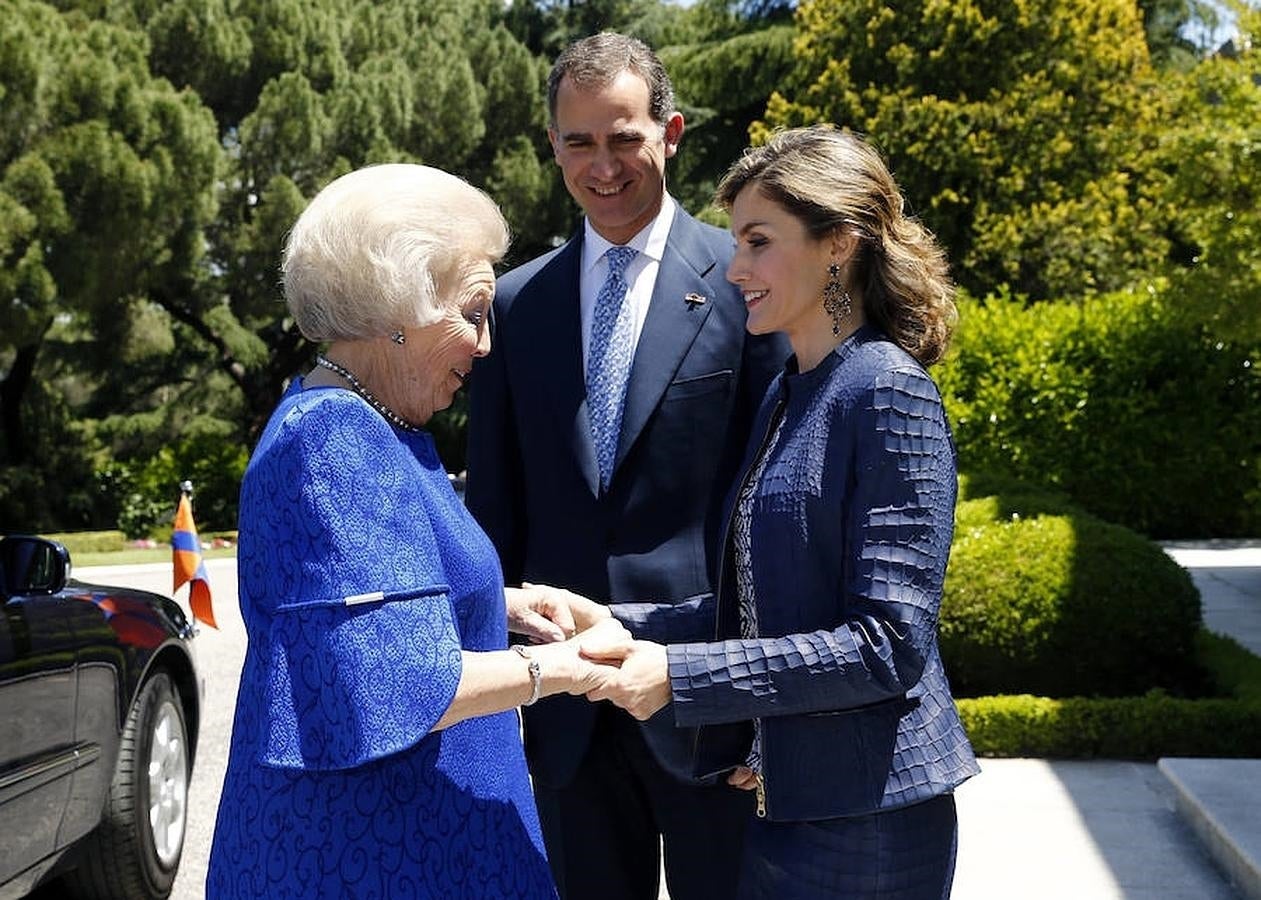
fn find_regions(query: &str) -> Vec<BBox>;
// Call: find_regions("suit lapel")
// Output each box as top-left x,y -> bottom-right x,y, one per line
615,213 -> 718,474
515,235 -> 602,496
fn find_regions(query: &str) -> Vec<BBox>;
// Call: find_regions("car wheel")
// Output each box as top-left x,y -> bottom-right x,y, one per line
67,671 -> 189,898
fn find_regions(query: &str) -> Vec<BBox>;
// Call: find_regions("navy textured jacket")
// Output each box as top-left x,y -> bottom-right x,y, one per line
616,326 -> 979,821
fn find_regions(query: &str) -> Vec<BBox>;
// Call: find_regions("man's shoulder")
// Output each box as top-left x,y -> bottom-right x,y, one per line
674,207 -> 728,239
664,206 -> 737,274
496,240 -> 576,301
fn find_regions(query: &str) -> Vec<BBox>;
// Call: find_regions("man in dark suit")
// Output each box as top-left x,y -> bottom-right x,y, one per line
465,32 -> 787,900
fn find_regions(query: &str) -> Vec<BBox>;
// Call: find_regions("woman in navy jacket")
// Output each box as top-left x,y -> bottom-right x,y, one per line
578,125 -> 980,898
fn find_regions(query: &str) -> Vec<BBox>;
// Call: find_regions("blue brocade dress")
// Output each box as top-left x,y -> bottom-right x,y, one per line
207,379 -> 556,899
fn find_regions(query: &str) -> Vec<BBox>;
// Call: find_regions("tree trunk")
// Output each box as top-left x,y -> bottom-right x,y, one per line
0,327 -> 50,466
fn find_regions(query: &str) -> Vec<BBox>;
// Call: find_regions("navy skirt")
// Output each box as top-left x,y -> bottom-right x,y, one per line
737,793 -> 958,900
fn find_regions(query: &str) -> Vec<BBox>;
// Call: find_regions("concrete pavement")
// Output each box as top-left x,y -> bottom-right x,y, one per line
1165,542 -> 1261,657
1160,758 -> 1261,900
953,758 -> 1238,899
73,543 -> 1261,899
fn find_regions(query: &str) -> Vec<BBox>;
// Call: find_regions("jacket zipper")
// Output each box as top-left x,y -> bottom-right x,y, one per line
755,721 -> 773,818
694,394 -> 788,798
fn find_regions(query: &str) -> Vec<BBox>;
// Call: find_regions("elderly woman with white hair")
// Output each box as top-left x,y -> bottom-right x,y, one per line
207,164 -> 621,899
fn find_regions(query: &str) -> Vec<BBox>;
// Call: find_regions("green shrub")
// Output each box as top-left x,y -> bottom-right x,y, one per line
1198,630 -> 1261,705
958,691 -> 1261,758
943,475 -> 1261,758
955,472 -> 1083,529
939,288 -> 1261,538
958,624 -> 1261,758
117,487 -> 173,540
102,437 -> 249,537
942,485 -> 1203,698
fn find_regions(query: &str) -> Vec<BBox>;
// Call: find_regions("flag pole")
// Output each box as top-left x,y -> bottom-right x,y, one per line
173,480 -> 218,629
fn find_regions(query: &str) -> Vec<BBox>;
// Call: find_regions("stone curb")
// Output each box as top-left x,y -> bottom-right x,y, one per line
1159,757 -> 1261,900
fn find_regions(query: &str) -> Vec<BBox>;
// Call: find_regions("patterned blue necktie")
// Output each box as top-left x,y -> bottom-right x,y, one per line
587,246 -> 639,490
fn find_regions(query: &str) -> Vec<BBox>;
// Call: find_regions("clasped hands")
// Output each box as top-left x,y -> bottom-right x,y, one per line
506,583 -> 671,720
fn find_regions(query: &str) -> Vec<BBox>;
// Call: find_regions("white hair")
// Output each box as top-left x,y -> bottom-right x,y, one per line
283,164 -> 509,341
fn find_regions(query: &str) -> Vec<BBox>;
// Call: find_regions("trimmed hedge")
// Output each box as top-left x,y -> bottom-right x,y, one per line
1200,628 -> 1261,705
942,482 -> 1203,698
958,692 -> 1261,758
959,631 -> 1261,758
938,288 -> 1261,539
43,530 -> 129,554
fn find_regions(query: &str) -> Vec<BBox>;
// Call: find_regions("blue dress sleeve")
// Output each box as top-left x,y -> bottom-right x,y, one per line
239,392 -> 464,770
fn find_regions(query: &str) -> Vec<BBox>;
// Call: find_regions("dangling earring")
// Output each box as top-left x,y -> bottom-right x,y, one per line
391,330 -> 406,345
822,263 -> 852,336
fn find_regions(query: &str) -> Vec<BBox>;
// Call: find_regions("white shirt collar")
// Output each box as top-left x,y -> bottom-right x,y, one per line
582,194 -> 677,273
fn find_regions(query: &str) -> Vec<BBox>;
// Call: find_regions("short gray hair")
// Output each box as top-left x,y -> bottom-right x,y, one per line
547,32 -> 676,129
283,164 -> 509,342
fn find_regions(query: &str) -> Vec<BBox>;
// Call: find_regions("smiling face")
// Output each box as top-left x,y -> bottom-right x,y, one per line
548,69 -> 684,245
727,185 -> 858,371
396,255 -> 495,423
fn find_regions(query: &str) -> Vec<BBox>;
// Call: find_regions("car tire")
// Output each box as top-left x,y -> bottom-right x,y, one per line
67,670 -> 189,899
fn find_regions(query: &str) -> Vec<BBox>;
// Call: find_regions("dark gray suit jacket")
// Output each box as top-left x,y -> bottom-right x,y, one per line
465,205 -> 788,787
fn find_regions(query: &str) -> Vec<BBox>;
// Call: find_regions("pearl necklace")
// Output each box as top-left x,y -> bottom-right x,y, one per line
314,355 -> 423,433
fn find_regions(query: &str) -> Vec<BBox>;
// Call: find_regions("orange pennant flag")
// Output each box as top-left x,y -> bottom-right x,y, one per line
173,493 -> 217,628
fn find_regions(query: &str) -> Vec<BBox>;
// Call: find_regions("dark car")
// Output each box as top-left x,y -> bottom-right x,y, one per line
0,536 -> 201,899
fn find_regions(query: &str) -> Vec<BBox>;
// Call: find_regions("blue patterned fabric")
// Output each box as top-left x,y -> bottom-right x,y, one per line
672,326 -> 980,821
733,410 -> 785,775
207,380 -> 556,899
586,246 -> 638,489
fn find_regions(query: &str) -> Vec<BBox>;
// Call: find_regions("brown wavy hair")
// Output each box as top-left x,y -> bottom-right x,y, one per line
716,125 -> 956,366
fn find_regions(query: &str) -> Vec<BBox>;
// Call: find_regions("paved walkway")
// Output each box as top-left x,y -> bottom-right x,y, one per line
1166,542 -> 1261,657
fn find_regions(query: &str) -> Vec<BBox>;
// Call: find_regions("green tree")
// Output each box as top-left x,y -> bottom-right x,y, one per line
1139,0 -> 1204,67
759,0 -> 1171,300
504,0 -> 670,58
0,0 -> 221,529
662,19 -> 796,215
3,0 -> 571,530
1156,5 -> 1260,342
123,0 -> 565,443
